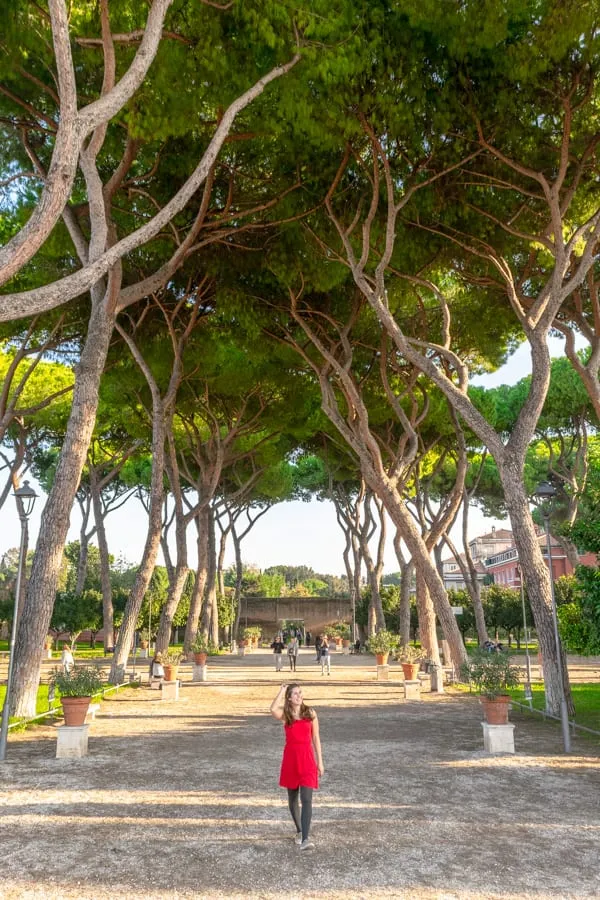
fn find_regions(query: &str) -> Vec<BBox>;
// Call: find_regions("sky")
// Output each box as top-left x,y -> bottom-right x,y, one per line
0,335 -> 574,576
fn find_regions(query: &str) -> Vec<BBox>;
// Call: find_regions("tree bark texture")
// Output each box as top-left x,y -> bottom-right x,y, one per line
90,468 -> 115,652
415,570 -> 440,665
11,299 -> 114,716
499,461 -> 574,716
184,507 -> 210,647
109,412 -> 165,682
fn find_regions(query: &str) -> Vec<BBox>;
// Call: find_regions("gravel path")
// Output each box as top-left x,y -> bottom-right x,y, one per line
0,649 -> 599,899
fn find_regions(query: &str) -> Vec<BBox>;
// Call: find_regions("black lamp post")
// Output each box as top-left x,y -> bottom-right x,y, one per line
532,481 -> 571,752
0,480 -> 38,761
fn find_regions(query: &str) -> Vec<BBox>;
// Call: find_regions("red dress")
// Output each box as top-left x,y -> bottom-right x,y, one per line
279,717 -> 319,789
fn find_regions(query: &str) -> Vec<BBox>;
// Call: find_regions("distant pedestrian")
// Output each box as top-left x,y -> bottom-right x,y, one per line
271,637 -> 285,672
314,634 -> 322,663
288,637 -> 299,672
305,631 -> 311,647
320,637 -> 331,676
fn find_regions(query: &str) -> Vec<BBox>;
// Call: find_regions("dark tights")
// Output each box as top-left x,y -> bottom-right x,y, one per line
287,786 -> 313,841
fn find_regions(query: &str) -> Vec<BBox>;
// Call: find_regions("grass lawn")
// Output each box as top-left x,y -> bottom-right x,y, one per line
0,683 -> 61,726
509,682 -> 600,733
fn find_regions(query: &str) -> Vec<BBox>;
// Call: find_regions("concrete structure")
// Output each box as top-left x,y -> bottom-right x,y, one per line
403,680 -> 421,700
376,664 -> 389,681
442,524 -> 597,591
239,596 -> 353,638
484,531 -> 597,588
192,664 -> 208,682
160,681 -> 180,700
56,724 -> 89,758
482,722 -> 515,754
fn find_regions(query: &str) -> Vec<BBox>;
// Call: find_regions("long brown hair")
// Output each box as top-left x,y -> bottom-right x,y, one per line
283,683 -> 314,726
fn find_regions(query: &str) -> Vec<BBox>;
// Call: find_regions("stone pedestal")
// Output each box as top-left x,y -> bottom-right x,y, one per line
45,649 -> 53,659
231,641 -> 237,654
376,664 -> 389,681
403,680 -> 421,700
161,680 -> 180,700
138,648 -> 148,659
343,646 -> 350,655
192,664 -> 208,682
430,665 -> 445,693
238,646 -> 246,657
417,673 -> 431,692
482,722 -> 515,754
56,724 -> 89,759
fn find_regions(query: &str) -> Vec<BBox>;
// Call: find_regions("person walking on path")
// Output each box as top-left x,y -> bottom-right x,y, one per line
288,636 -> 299,672
270,683 -> 324,851
320,637 -> 331,676
61,645 -> 74,674
271,636 -> 285,672
314,634 -> 322,663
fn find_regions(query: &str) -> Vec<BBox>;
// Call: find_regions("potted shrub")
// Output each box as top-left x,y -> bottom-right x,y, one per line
163,648 -> 183,682
51,666 -> 105,726
242,626 -> 261,651
366,630 -> 398,666
191,633 -> 209,665
395,644 -> 423,681
460,647 -> 521,724
139,631 -> 150,651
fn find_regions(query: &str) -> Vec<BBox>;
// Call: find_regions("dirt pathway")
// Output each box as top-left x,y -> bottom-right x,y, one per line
0,649 -> 599,900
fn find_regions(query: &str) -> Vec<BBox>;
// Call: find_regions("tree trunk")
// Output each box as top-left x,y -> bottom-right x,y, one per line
184,507 -> 210,647
232,529 -> 243,640
203,506 -> 219,646
156,565 -> 189,654
415,569 -> 440,665
394,532 -> 413,647
361,532 -> 385,632
499,462 -> 574,716
11,299 -> 114,717
90,468 -> 114,653
75,523 -> 90,596
109,392 -> 166,683
367,471 -> 466,670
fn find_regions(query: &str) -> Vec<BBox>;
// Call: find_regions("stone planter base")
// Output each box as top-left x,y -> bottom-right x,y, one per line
56,724 -> 89,758
161,680 -> 180,701
192,664 -> 208,682
482,722 -> 515,754
403,680 -> 421,700
376,664 -> 389,681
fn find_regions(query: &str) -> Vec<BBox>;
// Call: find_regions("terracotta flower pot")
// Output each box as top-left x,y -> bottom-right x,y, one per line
402,663 -> 420,681
194,652 -> 208,666
163,664 -> 178,682
375,652 -> 389,666
140,640 -> 149,650
61,696 -> 91,727
480,695 -> 511,725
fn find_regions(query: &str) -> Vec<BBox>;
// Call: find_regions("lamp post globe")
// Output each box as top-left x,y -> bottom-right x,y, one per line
0,480 -> 38,761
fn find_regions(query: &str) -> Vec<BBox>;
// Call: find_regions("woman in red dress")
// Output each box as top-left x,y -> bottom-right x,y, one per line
270,683 -> 324,850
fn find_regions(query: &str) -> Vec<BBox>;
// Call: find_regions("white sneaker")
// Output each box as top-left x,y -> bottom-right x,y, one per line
300,839 -> 315,851
294,832 -> 302,845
